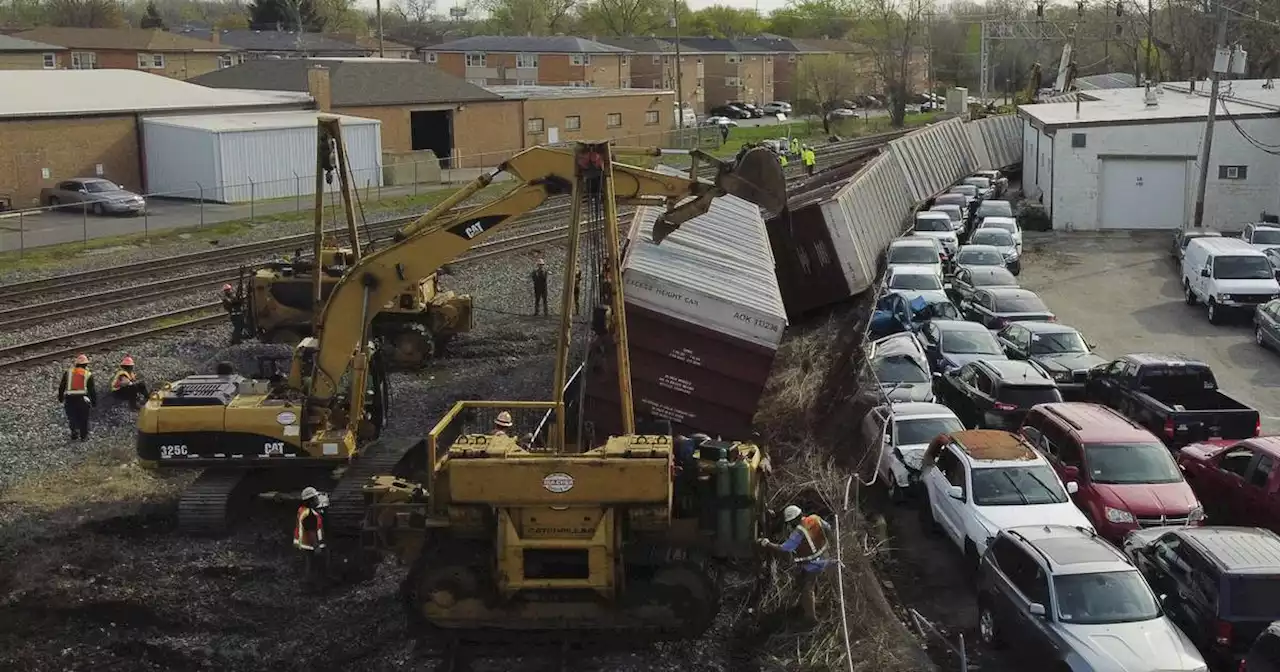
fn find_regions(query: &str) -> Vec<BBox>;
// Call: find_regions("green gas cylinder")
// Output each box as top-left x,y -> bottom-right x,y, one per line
730,458 -> 752,542
715,457 -> 732,545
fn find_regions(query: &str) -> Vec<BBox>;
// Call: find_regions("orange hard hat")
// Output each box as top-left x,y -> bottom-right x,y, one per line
222,284 -> 233,292
74,354 -> 89,365
495,411 -> 513,428
121,356 -> 135,367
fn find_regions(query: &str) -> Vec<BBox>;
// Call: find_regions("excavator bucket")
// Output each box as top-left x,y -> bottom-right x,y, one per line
716,146 -> 788,214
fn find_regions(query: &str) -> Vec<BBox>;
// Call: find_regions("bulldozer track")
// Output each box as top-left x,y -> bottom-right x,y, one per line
177,468 -> 254,536
326,438 -> 425,536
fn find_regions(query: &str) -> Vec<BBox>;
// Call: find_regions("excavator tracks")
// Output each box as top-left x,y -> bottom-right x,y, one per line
326,438 -> 426,536
178,469 -> 254,536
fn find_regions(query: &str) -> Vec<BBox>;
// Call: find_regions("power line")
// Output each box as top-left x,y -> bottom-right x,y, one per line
1218,97 -> 1280,154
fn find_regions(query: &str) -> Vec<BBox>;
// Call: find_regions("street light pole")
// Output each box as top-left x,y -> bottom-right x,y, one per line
673,0 -> 685,130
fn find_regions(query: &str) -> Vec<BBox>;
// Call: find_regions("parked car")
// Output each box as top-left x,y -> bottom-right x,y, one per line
1265,247 -> 1280,280
995,322 -> 1104,397
1021,402 -> 1204,544
868,332 -> 936,403
1177,436 -> 1280,531
949,266 -> 1018,306
967,228 -> 1021,274
1243,222 -> 1280,249
702,115 -> 740,127
949,184 -> 979,206
1172,228 -> 1222,263
1085,353 -> 1261,449
708,104 -> 752,119
886,266 -> 948,303
961,175 -> 997,200
913,211 -> 959,257
886,238 -> 945,277
916,319 -> 1008,373
730,102 -> 765,117
1258,299 -> 1280,350
952,244 -> 1008,274
971,199 -> 1014,231
869,292 -> 962,339
935,359 -> 1061,430
971,170 -> 1008,198
761,101 -> 792,115
40,178 -> 146,216
826,107 -> 858,120
862,402 -> 965,501
1244,621 -> 1280,672
1183,236 -> 1280,324
919,429 -> 1091,566
977,525 -> 1207,671
933,193 -> 968,212
975,216 -> 1023,255
961,287 -> 1055,330
929,204 -> 965,233
1123,526 -> 1280,668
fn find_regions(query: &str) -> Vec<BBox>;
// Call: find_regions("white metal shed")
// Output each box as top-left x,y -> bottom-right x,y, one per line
142,111 -> 382,204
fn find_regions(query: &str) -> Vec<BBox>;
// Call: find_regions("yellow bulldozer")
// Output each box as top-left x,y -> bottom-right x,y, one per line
136,115 -> 788,636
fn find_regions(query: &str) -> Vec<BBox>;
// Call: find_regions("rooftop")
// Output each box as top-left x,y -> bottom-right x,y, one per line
15,27 -> 230,52
143,110 -> 377,133
191,58 -> 501,106
484,84 -> 670,100
596,37 -> 696,54
1183,527 -> 1280,572
933,319 -> 989,332
1020,83 -> 1280,128
425,35 -> 630,53
0,70 -> 308,119
953,429 -> 1038,462
0,34 -> 63,51
1036,403 -> 1153,443
1021,529 -> 1127,568
178,28 -> 369,53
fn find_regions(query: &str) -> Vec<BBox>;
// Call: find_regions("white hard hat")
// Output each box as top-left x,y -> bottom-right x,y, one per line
301,486 -> 319,501
782,505 -> 803,523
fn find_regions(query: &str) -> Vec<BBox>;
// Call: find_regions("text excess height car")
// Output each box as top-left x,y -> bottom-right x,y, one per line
977,525 -> 1208,672
919,429 -> 1093,569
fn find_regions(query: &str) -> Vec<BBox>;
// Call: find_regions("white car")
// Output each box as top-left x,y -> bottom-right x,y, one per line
929,204 -> 965,233
913,211 -> 959,256
976,216 -> 1023,255
762,101 -> 792,115
961,176 -> 996,200
919,429 -> 1093,567
885,265 -> 948,303
1182,236 -> 1280,324
703,116 -> 739,127
972,199 -> 1014,229
1241,222 -> 1280,249
972,170 -> 1008,197
861,402 -> 964,502
886,238 -> 945,279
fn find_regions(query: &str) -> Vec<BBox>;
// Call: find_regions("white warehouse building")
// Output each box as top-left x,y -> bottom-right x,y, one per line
142,111 -> 382,204
1020,81 -> 1280,230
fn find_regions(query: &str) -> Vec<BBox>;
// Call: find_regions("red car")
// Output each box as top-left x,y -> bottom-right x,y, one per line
1020,402 -> 1204,543
1178,436 -> 1280,532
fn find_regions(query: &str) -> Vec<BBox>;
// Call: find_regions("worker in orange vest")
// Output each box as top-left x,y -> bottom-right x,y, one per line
57,354 -> 97,441
294,486 -> 329,588
758,504 -> 835,624
110,355 -> 148,409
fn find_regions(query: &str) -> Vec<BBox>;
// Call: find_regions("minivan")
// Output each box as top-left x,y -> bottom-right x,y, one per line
1183,237 -> 1280,324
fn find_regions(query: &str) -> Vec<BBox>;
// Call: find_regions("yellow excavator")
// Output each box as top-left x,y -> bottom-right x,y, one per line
136,111 -> 789,636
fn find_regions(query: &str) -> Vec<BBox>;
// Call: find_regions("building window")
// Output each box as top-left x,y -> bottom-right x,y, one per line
607,113 -> 622,128
1071,132 -> 1087,148
652,55 -> 661,64
571,53 -> 590,66
426,52 -> 438,63
137,53 -> 164,68
71,51 -> 96,69
565,115 -> 581,130
645,110 -> 659,125
726,76 -> 741,87
1219,165 -> 1248,180
516,52 -> 538,68
218,54 -> 235,69
42,53 -> 56,69
527,117 -> 545,134
726,54 -> 741,64
518,79 -> 537,86
465,52 -> 486,67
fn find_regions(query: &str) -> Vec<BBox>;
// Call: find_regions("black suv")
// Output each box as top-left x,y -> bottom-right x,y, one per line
995,322 -> 1106,399
709,104 -> 752,119
1122,526 -> 1280,668
934,359 -> 1062,429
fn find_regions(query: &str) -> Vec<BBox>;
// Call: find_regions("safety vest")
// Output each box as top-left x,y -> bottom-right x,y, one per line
293,506 -> 324,551
790,139 -> 800,153
802,150 -> 816,166
64,367 -> 91,396
779,154 -> 789,166
111,369 -> 136,392
793,514 -> 829,563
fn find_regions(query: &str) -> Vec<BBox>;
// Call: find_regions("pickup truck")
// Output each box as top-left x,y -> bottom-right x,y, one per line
1083,353 -> 1260,448
1177,436 -> 1280,532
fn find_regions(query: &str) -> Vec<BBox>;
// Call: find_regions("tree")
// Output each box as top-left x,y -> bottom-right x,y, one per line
249,0 -> 321,30
852,0 -> 930,126
139,0 -> 164,27
766,0 -> 857,38
478,0 -> 577,35
577,0 -> 669,37
797,54 -> 859,132
43,0 -> 125,27
393,0 -> 436,24
687,5 -> 762,37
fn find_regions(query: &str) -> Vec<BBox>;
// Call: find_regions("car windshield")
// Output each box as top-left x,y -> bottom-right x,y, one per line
1253,229 -> 1280,245
997,385 -> 1062,407
982,220 -> 1018,234
874,354 -> 930,383
896,416 -> 964,445
966,177 -> 992,189
890,273 -> 943,290
936,195 -> 966,207
951,186 -> 977,197
975,269 -> 1017,287
1083,443 -> 1183,484
972,465 -> 1068,505
1029,331 -> 1088,354
83,181 -> 119,193
941,329 -> 1002,355
1230,578 -> 1280,618
971,230 -> 1014,247
995,294 -> 1047,312
979,201 -> 1014,218
915,218 -> 951,232
1214,255 -> 1274,279
1136,366 -> 1215,395
1054,571 -> 1162,625
957,248 -> 1004,266
889,247 -> 940,264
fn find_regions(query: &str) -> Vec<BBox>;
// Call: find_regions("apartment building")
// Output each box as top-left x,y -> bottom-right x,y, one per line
598,37 -> 704,113
667,38 -> 777,109
13,27 -> 235,79
424,35 -> 631,88
0,34 -> 67,70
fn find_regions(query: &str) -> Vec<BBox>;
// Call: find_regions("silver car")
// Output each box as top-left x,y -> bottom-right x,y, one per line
41,178 -> 146,215
968,227 -> 1021,275
978,525 -> 1208,672
861,401 -> 964,501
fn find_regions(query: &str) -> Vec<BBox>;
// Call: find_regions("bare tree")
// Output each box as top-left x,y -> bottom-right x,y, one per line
577,0 -> 667,37
854,0 -> 931,126
393,0 -> 436,23
44,0 -> 125,27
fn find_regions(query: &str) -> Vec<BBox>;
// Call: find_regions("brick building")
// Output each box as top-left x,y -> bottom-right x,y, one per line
423,35 -> 632,88
177,28 -> 416,61
0,34 -> 67,70
0,70 -> 309,207
666,38 -> 776,109
598,37 -> 704,114
486,85 -> 675,148
13,27 -> 236,79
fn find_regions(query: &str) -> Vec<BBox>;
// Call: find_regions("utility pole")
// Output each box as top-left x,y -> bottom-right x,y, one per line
1192,0 -> 1230,230
376,0 -> 385,58
673,0 -> 685,130
926,10 -> 935,99
1144,0 -> 1153,81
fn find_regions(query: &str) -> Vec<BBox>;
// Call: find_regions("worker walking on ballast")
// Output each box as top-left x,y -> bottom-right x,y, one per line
801,145 -> 817,176
294,486 -> 330,589
220,283 -> 248,345
758,504 -> 835,624
111,355 -> 148,409
531,259 -> 550,316
57,354 -> 97,441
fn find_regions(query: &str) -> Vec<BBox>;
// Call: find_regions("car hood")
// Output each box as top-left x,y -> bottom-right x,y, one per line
882,382 -> 935,403
1034,352 -> 1107,372
1059,619 -> 1205,670
941,352 -> 1007,369
897,443 -> 931,472
895,289 -> 950,304
1215,278 -> 1280,292
1092,482 -> 1199,517
973,502 -> 1092,542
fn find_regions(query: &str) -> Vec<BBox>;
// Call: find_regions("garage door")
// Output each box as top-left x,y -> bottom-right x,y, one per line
1099,158 -> 1189,229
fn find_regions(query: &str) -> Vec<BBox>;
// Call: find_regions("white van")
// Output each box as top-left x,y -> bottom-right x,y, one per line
1182,236 -> 1280,324
673,104 -> 697,128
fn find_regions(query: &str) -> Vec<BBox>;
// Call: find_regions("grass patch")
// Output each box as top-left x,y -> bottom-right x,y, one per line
0,442 -> 190,512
